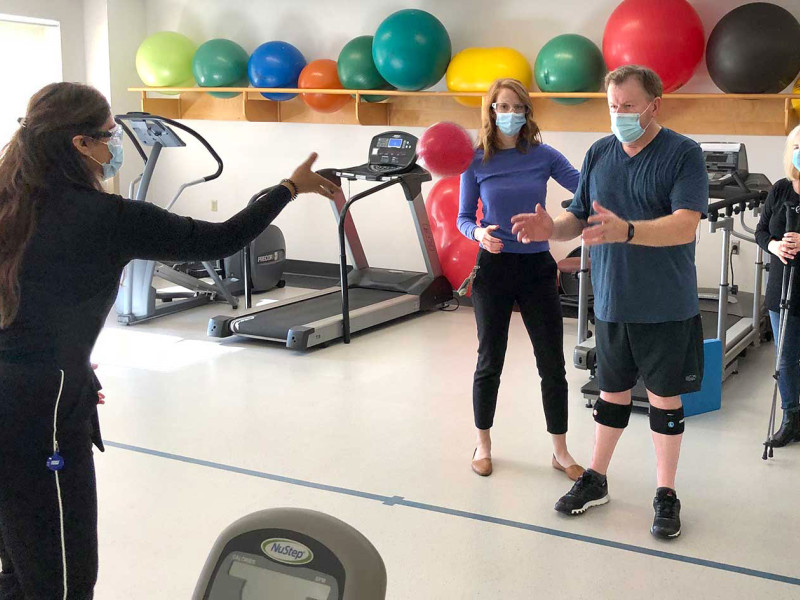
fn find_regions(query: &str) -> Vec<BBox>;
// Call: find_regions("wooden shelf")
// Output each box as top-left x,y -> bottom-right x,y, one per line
130,87 -> 800,135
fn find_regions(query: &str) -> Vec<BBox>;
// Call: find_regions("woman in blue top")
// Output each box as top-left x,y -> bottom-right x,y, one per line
458,78 -> 583,479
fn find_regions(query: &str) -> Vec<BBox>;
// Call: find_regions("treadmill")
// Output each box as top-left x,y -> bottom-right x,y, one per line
573,142 -> 771,409
208,131 -> 453,350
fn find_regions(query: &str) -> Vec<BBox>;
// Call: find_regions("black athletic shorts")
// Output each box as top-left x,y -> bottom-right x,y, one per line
595,314 -> 704,397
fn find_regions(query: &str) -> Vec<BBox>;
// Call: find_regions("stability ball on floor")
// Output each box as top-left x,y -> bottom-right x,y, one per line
603,0 -> 704,93
372,9 -> 452,91
136,31 -> 196,90
706,3 -> 800,94
337,36 -> 394,103
426,176 -> 483,293
446,47 -> 532,107
192,39 -> 249,99
299,59 -> 350,113
535,34 -> 606,105
248,41 -> 307,101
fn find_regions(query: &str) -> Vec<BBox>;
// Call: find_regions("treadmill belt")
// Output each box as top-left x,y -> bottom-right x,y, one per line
237,288 -> 404,340
700,309 -> 740,339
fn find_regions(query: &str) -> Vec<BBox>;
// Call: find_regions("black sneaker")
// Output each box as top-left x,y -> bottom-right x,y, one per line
651,487 -> 681,539
554,469 -> 609,515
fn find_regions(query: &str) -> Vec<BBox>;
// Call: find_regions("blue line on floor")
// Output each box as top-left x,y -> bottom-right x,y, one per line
104,440 -> 800,588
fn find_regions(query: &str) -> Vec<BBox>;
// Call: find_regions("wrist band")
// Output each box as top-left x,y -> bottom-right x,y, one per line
280,178 -> 298,200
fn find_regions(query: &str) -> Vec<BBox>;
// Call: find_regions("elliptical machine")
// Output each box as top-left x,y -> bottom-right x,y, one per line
114,113 -> 285,325
762,199 -> 800,460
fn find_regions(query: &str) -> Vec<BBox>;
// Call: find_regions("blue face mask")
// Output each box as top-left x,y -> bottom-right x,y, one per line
793,148 -> 800,172
495,112 -> 526,136
92,139 -> 124,180
610,101 -> 654,144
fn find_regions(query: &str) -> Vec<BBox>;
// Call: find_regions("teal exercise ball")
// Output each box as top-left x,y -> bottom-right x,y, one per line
193,38 -> 249,98
338,35 -> 394,102
372,9 -> 452,91
535,34 -> 606,105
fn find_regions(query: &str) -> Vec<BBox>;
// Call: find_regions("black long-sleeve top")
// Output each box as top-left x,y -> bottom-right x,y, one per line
0,183 -> 292,443
755,178 -> 800,316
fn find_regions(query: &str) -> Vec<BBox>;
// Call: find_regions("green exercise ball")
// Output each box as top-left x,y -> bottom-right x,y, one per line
136,31 -> 196,91
373,9 -> 452,91
338,35 -> 393,102
534,34 -> 606,105
193,38 -> 249,99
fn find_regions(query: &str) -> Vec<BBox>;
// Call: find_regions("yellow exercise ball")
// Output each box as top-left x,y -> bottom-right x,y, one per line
446,47 -> 532,107
793,79 -> 800,117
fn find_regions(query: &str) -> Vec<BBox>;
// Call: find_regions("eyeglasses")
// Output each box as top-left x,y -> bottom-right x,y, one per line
91,124 -> 123,143
491,102 -> 528,114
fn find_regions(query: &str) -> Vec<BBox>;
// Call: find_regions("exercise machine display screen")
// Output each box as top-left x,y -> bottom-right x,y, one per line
368,132 -> 417,171
228,558 -> 331,600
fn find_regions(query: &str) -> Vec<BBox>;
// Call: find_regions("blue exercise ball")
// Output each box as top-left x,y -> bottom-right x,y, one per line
372,9 -> 451,91
248,41 -> 307,100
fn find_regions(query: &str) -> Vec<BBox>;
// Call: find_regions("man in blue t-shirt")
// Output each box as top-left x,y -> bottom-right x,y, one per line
510,65 -> 708,539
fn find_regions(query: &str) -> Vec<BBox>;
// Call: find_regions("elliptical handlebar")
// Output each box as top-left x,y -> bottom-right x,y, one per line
114,112 -> 224,182
706,190 -> 767,222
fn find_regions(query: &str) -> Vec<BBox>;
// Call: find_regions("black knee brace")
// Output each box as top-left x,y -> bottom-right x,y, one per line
593,398 -> 632,429
649,405 -> 685,435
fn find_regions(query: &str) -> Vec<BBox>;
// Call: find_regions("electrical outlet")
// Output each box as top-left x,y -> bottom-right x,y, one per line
211,199 -> 218,212
731,241 -> 740,255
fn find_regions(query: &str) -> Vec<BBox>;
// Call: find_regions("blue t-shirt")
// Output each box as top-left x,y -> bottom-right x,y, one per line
458,143 -> 580,254
567,128 -> 708,323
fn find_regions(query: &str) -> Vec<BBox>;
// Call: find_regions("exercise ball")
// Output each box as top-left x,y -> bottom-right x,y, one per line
792,79 -> 800,117
535,34 -> 606,105
373,9 -> 452,91
248,41 -> 307,100
706,3 -> 800,94
337,35 -> 394,103
426,176 -> 462,251
440,235 -> 480,292
192,38 -> 249,99
298,59 -> 350,113
418,122 -> 474,177
136,31 -> 196,90
446,47 -> 532,107
603,0 -> 704,93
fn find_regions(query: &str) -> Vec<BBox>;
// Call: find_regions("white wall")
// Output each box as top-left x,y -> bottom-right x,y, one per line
123,0 -> 800,287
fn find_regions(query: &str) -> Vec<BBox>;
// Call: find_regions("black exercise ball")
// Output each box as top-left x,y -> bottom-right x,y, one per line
706,2 -> 800,93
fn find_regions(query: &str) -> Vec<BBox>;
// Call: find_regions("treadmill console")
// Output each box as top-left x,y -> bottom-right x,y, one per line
336,131 -> 419,180
367,131 -> 417,174
701,142 -> 748,197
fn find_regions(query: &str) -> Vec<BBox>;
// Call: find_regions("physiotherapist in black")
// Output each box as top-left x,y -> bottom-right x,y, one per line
0,82 -> 337,599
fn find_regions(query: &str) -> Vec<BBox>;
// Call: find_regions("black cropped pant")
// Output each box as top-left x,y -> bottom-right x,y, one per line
471,250 -> 569,434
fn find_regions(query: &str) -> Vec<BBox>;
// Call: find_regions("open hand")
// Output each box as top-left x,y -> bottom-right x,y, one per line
474,225 -> 503,253
289,153 -> 340,199
582,201 -> 629,246
510,204 -> 554,243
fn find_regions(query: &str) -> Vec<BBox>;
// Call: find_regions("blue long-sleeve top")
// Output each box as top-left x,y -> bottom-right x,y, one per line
457,143 -> 580,253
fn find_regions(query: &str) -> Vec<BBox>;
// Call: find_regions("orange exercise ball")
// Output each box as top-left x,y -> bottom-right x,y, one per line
298,59 -> 350,113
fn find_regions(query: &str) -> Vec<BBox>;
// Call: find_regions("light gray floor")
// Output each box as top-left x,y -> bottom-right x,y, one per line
91,286 -> 800,599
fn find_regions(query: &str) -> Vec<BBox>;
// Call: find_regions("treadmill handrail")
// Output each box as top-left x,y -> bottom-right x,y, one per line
114,112 -> 224,182
338,178 -> 406,344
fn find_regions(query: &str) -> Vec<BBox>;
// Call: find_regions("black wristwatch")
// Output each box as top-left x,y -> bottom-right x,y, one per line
625,221 -> 635,243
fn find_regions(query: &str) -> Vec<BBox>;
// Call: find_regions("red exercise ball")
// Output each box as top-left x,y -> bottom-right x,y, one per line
425,175 -> 483,293
603,0 -> 705,93
298,59 -> 350,113
417,121 -> 474,177
440,235 -> 479,292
